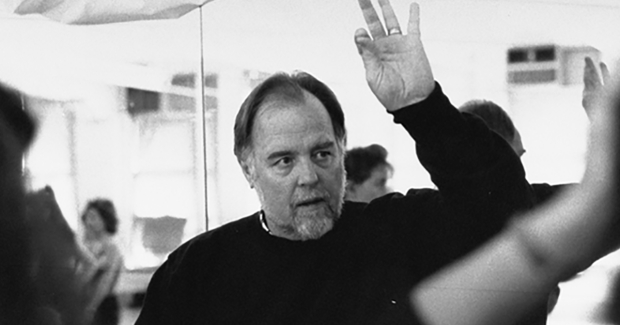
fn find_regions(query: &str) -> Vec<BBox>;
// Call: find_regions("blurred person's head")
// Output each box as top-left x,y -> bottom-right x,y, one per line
81,198 -> 118,237
459,100 -> 525,157
0,84 -> 85,325
234,72 -> 347,241
0,83 -> 39,325
344,144 -> 393,203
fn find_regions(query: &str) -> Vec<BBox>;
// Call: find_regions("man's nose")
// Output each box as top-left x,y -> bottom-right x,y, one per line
296,159 -> 319,186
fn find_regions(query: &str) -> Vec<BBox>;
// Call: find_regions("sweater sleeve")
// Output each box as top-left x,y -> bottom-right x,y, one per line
531,182 -> 574,206
391,82 -> 534,227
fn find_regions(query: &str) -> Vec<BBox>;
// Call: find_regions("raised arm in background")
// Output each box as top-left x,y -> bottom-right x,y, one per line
411,64 -> 620,325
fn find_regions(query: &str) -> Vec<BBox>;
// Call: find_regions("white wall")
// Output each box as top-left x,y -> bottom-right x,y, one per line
200,0 -> 620,228
6,0 -> 620,233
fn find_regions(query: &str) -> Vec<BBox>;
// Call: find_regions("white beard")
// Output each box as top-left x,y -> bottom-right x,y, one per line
292,200 -> 341,240
256,176 -> 345,241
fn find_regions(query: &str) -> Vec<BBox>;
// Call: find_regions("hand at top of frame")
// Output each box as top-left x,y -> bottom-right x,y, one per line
354,0 -> 434,112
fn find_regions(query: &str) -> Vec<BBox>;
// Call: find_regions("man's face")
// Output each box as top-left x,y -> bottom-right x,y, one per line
241,91 -> 345,241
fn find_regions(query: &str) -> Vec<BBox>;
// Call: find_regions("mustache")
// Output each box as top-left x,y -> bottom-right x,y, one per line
293,191 -> 330,206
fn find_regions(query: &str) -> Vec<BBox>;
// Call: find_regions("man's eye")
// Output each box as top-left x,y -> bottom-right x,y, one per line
315,151 -> 331,159
276,157 -> 293,166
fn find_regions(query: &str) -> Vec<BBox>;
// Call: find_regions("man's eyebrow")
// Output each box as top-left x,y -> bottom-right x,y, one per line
313,140 -> 336,151
267,149 -> 294,161
266,141 -> 336,161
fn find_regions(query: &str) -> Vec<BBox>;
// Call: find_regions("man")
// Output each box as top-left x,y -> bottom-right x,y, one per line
459,98 -> 565,322
135,1 -> 534,324
412,60 -> 620,325
458,100 -> 526,156
457,58 -> 611,244
459,57 -> 608,204
457,57 -> 610,320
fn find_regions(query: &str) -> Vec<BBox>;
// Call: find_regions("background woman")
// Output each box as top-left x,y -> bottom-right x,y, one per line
79,198 -> 123,325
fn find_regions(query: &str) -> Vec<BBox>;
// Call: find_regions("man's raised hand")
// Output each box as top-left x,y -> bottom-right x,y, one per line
355,0 -> 434,112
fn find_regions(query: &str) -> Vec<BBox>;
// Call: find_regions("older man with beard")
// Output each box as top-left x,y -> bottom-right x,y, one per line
234,73 -> 348,241
135,1 -> 535,324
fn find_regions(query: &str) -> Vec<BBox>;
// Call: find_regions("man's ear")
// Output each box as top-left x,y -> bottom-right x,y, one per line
239,158 -> 256,189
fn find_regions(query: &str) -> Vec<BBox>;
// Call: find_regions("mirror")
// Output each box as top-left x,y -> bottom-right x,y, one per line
0,8 -> 205,315
199,0 -> 620,229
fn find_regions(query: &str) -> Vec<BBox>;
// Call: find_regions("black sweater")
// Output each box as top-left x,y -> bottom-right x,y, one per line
135,83 -> 535,325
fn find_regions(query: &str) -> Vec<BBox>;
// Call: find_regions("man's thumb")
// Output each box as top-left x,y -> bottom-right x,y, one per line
354,28 -> 372,56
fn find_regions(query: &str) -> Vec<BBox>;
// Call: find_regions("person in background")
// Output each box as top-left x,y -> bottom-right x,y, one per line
0,82 -> 44,325
0,82 -> 89,325
458,99 -> 525,156
26,185 -> 88,325
411,56 -> 620,325
459,57 -> 609,205
78,198 -> 123,325
344,143 -> 393,203
458,57 -> 611,318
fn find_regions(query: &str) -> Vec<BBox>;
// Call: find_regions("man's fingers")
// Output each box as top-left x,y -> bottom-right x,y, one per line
407,2 -> 421,36
378,0 -> 402,34
354,30 -> 380,72
584,57 -> 602,89
358,0 -> 386,39
601,62 -> 611,85
354,28 -> 373,55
